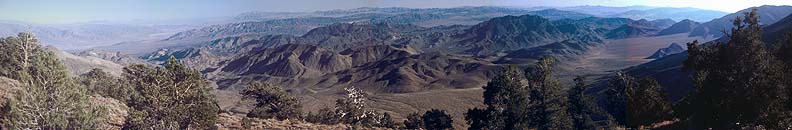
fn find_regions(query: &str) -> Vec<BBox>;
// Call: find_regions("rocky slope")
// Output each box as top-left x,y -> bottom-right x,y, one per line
76,49 -> 149,65
48,47 -> 125,76
448,14 -> 604,54
210,43 -> 501,93
498,37 -> 603,63
605,19 -> 662,39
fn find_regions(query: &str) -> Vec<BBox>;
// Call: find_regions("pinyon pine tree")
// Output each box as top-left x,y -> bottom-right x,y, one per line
241,81 -> 302,120
466,56 -> 574,130
122,56 -> 218,129
0,32 -> 105,129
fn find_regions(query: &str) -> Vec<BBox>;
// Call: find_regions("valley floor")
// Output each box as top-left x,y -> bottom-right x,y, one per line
563,33 -> 712,77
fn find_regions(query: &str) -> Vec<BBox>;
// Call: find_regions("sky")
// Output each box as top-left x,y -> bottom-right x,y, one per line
1,0 -> 791,24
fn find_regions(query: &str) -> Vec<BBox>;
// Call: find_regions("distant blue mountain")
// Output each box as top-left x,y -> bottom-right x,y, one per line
607,7 -> 728,22
558,6 -> 727,23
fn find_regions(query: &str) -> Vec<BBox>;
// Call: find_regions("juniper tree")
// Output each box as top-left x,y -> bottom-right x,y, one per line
465,65 -> 524,130
79,68 -> 133,102
628,78 -> 671,128
122,56 -> 218,129
0,33 -> 104,129
375,112 -> 397,128
404,112 -> 424,129
605,72 -> 670,128
523,57 -> 573,130
305,106 -> 339,125
422,109 -> 454,130
466,56 -> 574,130
241,81 -> 302,120
566,76 -> 598,130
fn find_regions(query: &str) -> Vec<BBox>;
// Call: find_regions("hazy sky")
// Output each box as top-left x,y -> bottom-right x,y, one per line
1,0 -> 791,24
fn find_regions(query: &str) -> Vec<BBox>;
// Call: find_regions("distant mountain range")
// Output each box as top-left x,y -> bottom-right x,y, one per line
0,22 -> 196,50
605,7 -> 728,22
689,5 -> 792,38
0,6 -> 729,52
556,6 -> 727,22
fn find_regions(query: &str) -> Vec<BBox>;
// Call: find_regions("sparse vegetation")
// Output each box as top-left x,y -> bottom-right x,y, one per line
303,87 -> 397,128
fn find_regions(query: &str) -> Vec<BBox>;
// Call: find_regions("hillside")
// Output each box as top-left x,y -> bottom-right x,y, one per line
605,19 -> 662,39
47,47 -> 124,76
656,19 -> 700,36
646,42 -> 685,59
449,14 -> 604,54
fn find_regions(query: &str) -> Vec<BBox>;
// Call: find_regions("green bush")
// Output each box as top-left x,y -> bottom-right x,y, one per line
422,109 -> 454,130
241,81 -> 302,120
121,56 -> 218,129
0,32 -> 105,129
